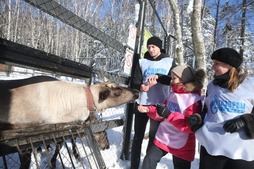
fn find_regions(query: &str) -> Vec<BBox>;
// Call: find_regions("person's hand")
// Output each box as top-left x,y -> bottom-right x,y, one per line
146,75 -> 158,88
223,117 -> 246,133
187,114 -> 202,127
137,105 -> 149,113
140,84 -> 150,92
156,104 -> 171,118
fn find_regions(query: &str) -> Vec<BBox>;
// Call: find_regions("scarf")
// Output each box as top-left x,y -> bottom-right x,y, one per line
213,72 -> 230,88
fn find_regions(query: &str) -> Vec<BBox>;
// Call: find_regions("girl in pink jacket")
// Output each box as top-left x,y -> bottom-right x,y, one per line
138,64 -> 205,169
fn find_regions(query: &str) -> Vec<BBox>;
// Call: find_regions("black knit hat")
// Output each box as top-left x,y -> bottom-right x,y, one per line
211,48 -> 243,68
147,36 -> 162,50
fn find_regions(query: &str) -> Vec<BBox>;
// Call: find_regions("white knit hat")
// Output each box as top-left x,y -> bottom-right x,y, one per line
171,64 -> 195,83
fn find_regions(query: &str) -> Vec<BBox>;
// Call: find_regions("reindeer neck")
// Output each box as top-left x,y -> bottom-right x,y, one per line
85,87 -> 96,112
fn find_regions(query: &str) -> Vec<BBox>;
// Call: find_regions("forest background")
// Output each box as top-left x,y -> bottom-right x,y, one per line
1,0 -> 254,78
0,1 -> 254,168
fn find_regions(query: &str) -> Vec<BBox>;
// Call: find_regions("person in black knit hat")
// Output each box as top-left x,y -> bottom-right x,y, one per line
130,36 -> 176,169
188,47 -> 254,169
211,47 -> 243,68
147,36 -> 163,50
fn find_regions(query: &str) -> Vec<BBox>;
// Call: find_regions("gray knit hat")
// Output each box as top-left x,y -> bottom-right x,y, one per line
171,64 -> 195,83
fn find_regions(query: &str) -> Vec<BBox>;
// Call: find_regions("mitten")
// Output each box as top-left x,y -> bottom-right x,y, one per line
223,117 -> 246,133
188,114 -> 202,127
156,104 -> 171,118
187,113 -> 203,132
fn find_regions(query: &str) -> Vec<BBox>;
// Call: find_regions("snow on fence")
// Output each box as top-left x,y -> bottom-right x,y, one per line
0,37 -> 130,168
0,104 -> 127,169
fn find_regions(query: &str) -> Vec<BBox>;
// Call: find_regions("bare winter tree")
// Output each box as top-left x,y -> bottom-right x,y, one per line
168,0 -> 184,65
212,0 -> 220,51
190,0 -> 206,70
13,0 -> 20,42
239,0 -> 247,57
7,0 -> 11,40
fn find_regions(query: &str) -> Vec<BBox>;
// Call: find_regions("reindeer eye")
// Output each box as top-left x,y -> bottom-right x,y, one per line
114,88 -> 122,96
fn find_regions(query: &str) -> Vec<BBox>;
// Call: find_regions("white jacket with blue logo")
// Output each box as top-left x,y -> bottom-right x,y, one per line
196,77 -> 254,161
137,58 -> 173,105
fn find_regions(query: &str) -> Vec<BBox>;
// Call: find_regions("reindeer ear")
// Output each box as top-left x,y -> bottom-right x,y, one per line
103,77 -> 109,82
99,89 -> 110,102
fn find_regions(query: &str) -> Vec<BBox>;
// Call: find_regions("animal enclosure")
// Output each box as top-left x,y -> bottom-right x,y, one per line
0,0 -> 167,168
0,118 -> 125,169
0,34 -> 132,169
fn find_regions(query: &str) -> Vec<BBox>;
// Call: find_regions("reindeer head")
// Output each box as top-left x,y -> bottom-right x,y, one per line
89,82 -> 139,110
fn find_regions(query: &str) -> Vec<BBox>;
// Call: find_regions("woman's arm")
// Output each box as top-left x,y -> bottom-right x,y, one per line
241,113 -> 254,138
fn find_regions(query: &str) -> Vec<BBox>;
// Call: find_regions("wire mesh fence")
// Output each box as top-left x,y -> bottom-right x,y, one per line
0,124 -> 106,169
0,115 -> 130,169
0,0 -> 173,168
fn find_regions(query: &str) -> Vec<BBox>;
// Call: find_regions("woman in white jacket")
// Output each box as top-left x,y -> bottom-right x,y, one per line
189,48 -> 254,169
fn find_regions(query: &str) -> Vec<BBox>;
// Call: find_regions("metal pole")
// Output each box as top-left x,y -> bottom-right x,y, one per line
120,0 -> 146,160
164,35 -> 168,52
148,0 -> 167,35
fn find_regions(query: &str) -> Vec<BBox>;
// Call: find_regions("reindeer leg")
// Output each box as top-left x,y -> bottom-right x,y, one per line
36,146 -> 42,154
93,131 -> 110,150
19,149 -> 32,169
51,142 -> 62,169
71,138 -> 80,159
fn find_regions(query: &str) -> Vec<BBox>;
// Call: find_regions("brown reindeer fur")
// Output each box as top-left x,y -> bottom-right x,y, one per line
0,76 -> 139,130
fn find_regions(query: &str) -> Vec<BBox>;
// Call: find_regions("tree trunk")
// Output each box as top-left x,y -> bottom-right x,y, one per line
191,0 -> 206,71
213,0 -> 220,50
7,0 -> 12,40
239,0 -> 246,57
13,0 -> 20,42
168,0 -> 184,65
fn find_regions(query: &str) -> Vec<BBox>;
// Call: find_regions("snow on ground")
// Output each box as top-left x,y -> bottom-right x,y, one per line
100,106 -> 200,169
0,71 -> 200,169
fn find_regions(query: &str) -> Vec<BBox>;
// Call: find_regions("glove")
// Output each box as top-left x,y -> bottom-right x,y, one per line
223,117 -> 246,133
188,114 -> 202,127
156,104 -> 171,118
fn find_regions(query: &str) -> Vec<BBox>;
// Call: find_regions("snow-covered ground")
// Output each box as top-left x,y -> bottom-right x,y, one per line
101,106 -> 200,169
0,70 -> 200,169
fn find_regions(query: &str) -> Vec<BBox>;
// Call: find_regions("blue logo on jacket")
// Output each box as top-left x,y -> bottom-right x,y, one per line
167,102 -> 181,112
144,67 -> 167,79
210,95 -> 245,114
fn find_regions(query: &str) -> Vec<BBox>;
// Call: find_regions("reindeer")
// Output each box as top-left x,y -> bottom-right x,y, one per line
0,75 -> 139,168
0,75 -> 138,129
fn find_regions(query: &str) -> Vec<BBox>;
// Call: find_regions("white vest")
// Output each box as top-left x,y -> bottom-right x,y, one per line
196,77 -> 254,161
156,92 -> 201,148
137,58 -> 173,105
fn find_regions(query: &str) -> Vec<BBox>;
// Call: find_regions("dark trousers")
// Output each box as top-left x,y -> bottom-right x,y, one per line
130,105 -> 160,169
142,144 -> 191,169
199,146 -> 254,169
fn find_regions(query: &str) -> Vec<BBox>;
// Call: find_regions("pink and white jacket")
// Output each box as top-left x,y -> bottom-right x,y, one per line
147,85 -> 202,161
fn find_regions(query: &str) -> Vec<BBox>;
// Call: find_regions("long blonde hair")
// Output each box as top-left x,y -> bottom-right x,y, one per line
228,67 -> 247,92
